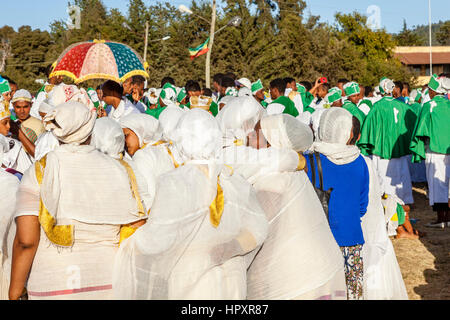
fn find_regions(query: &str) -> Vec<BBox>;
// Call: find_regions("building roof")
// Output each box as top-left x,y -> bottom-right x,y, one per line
394,46 -> 450,65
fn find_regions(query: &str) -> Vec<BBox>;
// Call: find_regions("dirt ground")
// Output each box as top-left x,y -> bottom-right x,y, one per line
391,183 -> 450,300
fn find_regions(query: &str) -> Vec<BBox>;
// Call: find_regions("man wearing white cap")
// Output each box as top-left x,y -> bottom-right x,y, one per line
9,90 -> 45,160
410,74 -> 450,228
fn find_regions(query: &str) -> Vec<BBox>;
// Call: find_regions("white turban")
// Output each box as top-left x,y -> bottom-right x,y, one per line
48,84 -> 95,110
91,117 -> 125,159
260,114 -> 313,152
38,99 -> 55,114
158,105 -> 187,143
119,113 -> 161,148
43,101 -> 97,145
312,107 -> 360,165
217,96 -> 266,147
173,108 -> 222,162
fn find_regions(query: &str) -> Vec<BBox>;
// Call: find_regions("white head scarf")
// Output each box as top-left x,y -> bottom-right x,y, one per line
158,105 -> 187,143
217,96 -> 266,147
91,117 -> 125,159
173,108 -> 222,163
119,113 -> 162,148
312,107 -> 360,165
260,114 -> 313,152
43,101 -> 97,145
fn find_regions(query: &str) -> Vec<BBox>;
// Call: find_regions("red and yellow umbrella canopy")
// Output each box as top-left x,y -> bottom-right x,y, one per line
50,40 -> 149,84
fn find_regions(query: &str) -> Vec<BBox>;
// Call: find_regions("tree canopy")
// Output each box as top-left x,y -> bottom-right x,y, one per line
0,0 -> 431,94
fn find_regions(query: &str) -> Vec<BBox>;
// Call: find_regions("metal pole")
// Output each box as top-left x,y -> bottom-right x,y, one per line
428,0 -> 432,76
144,20 -> 149,64
205,0 -> 216,88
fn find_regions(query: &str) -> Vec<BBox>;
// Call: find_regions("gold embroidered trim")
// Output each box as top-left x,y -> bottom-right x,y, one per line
35,156 -> 74,247
118,159 -> 147,217
209,177 -> 224,228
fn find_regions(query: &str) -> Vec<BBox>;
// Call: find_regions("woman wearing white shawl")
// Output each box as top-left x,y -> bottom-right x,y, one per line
0,136 -> 20,300
90,117 -> 153,213
119,112 -> 181,207
9,101 -> 147,300
112,108 -> 268,300
225,113 -> 347,300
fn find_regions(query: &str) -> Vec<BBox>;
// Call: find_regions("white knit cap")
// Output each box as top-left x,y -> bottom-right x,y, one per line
11,89 -> 32,104
43,101 -> 97,145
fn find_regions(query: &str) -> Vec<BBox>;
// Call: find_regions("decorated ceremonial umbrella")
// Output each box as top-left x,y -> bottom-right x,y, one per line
50,40 -> 149,84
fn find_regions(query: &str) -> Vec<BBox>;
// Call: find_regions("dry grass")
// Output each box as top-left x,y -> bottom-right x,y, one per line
391,183 -> 450,300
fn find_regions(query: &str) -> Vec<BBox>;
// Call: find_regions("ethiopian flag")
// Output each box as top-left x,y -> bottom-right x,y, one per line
189,37 -> 210,60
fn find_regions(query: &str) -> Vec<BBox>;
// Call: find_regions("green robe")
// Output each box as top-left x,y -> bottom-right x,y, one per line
358,96 -> 418,159
408,102 -> 422,116
342,100 -> 366,127
410,95 -> 450,162
270,96 -> 299,117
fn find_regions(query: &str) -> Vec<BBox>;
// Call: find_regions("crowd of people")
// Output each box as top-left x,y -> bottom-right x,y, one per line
0,66 -> 449,301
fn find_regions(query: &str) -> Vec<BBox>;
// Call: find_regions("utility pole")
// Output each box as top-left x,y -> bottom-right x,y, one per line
144,20 -> 149,66
428,0 -> 432,76
205,0 -> 217,88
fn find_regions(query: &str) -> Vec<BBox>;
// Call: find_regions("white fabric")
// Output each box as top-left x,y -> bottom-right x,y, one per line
112,110 -> 268,299
371,155 -> 414,204
237,78 -> 252,90
266,103 -> 285,115
90,117 -> 152,213
310,107 -> 327,140
158,105 -> 187,142
38,100 -> 54,115
44,101 -> 97,145
0,135 -> 9,166
289,92 -> 304,116
15,144 -> 145,226
238,87 -> 252,97
358,101 -> 371,116
361,156 -> 408,300
217,96 -> 266,148
425,149 -> 450,206
0,170 -> 19,300
119,113 -> 162,148
2,137 -> 33,174
312,107 -> 360,165
91,118 -> 125,160
223,146 -> 300,184
34,131 -> 60,161
260,114 -> 313,152
108,99 -> 141,123
174,109 -> 223,163
247,170 -> 347,300
132,144 -> 178,210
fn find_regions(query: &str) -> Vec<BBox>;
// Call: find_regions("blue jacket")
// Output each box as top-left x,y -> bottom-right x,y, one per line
306,153 -> 369,247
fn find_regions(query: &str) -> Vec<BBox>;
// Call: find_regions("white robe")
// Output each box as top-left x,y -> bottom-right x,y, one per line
108,99 -> 141,123
0,170 -> 19,300
425,148 -> 450,206
361,156 -> 409,300
112,164 -> 268,300
371,155 -> 414,205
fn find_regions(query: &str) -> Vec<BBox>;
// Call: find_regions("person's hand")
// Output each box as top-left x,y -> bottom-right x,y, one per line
9,120 -> 21,139
2,91 -> 12,103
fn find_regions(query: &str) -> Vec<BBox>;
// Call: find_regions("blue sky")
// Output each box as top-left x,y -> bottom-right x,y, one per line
0,0 -> 449,34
